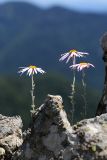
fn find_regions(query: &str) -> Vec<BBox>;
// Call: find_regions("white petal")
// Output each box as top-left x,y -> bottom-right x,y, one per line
66,54 -> 72,63
79,65 -> 84,71
27,68 -> 33,76
61,52 -> 69,56
78,52 -> 89,55
21,67 -> 29,73
89,63 -> 95,67
18,67 -> 29,75
32,69 -> 35,75
59,52 -> 69,61
34,68 -> 37,74
19,67 -> 26,69
18,70 -> 24,76
36,68 -> 45,74
74,52 -> 79,57
18,70 -> 23,73
70,64 -> 79,68
72,52 -> 77,56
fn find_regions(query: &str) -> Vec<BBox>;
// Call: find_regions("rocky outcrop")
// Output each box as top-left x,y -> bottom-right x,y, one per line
0,115 -> 23,160
17,95 -> 73,160
14,95 -> 107,160
0,95 -> 107,160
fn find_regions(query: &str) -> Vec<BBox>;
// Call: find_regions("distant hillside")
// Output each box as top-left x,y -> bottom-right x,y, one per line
0,2 -> 106,88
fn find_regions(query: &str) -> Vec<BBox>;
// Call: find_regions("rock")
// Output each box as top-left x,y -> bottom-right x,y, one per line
72,114 -> 107,160
0,147 -> 5,156
96,32 -> 107,115
0,114 -> 23,159
0,147 -> 5,160
18,95 -> 74,160
16,95 -> 107,160
100,32 -> 107,52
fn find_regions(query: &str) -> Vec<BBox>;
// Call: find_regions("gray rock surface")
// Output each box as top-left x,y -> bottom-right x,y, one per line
16,95 -> 107,160
0,114 -> 23,159
18,95 -> 73,160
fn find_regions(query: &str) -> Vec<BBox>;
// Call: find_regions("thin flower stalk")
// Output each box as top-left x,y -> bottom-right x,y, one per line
70,55 -> 76,124
31,73 -> 35,113
81,70 -> 87,118
69,68 -> 76,124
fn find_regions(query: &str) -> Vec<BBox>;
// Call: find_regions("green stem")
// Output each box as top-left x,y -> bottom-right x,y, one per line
82,70 -> 87,118
71,70 -> 76,124
31,74 -> 35,113
69,57 -> 76,125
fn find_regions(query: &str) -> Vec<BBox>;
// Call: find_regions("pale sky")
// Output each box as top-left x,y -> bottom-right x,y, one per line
0,0 -> 107,12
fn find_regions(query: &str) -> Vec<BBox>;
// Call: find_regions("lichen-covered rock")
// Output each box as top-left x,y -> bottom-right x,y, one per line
72,114 -> 107,160
0,114 -> 23,159
18,95 -> 74,160
16,95 -> 107,160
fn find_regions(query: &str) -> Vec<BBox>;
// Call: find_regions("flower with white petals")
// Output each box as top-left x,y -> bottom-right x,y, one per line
70,62 -> 95,71
18,65 -> 45,76
18,65 -> 46,113
59,49 -> 89,63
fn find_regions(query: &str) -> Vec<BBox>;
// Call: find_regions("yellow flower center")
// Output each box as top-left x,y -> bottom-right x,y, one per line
29,65 -> 37,69
69,49 -> 77,53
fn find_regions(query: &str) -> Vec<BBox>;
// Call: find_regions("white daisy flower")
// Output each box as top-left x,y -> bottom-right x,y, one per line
18,65 -> 45,76
59,49 -> 89,63
70,62 -> 95,71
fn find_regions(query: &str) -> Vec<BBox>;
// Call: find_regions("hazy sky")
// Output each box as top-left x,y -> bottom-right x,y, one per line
0,0 -> 107,12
